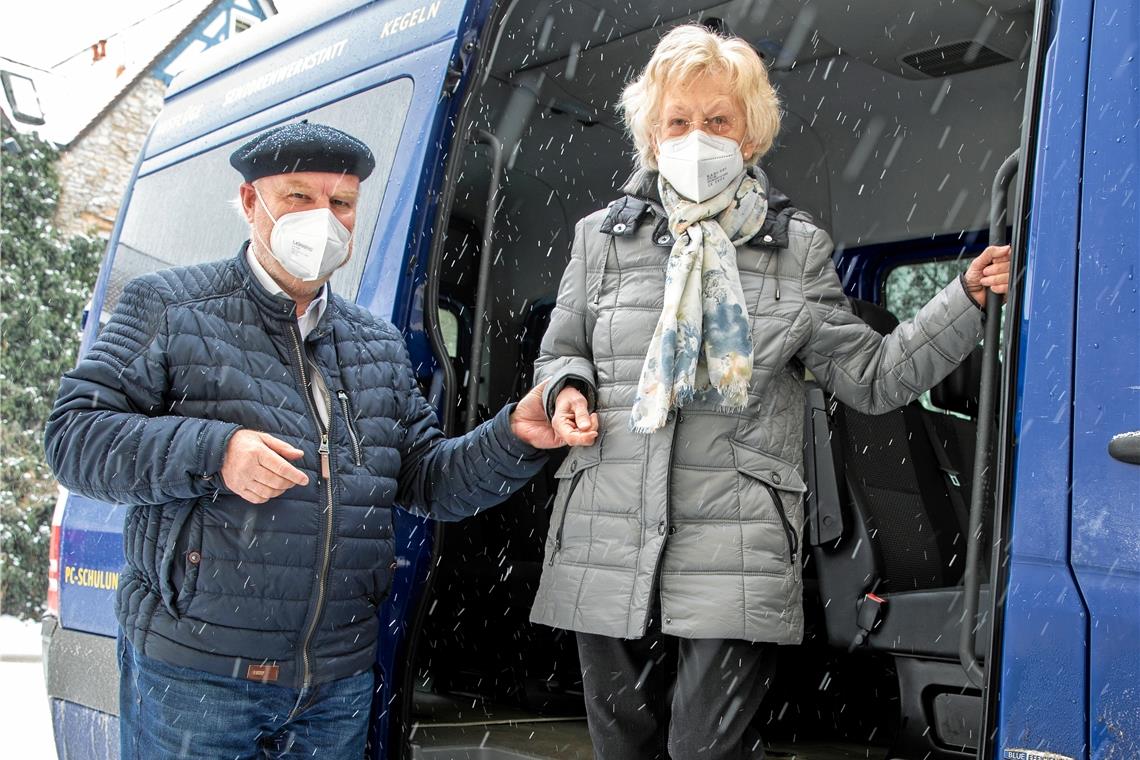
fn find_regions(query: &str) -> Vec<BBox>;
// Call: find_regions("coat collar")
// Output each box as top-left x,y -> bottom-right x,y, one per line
615,166 -> 796,249
235,242 -> 337,339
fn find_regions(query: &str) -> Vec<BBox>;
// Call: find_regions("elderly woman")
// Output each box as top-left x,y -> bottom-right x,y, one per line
530,24 -> 1010,760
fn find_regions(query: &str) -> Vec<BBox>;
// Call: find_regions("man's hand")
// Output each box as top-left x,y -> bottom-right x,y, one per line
964,245 -> 1012,306
551,386 -> 600,447
511,382 -> 569,449
221,430 -> 309,504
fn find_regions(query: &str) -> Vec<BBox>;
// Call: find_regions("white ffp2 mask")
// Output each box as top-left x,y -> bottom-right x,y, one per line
255,189 -> 352,282
656,130 -> 745,203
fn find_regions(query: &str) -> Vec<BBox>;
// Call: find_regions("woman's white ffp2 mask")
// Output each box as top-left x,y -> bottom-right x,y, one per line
255,189 -> 352,282
656,130 -> 744,203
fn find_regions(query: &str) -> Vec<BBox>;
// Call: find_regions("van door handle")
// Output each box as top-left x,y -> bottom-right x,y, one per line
1108,431 -> 1140,465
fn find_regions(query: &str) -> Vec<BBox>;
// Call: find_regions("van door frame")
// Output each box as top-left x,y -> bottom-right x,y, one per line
982,0 -> 1084,757
401,0 -> 1067,757
385,0 -> 507,756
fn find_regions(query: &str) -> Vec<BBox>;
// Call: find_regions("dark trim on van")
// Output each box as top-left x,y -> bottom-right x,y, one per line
980,0 -> 1055,757
41,616 -> 119,717
393,2 -> 507,757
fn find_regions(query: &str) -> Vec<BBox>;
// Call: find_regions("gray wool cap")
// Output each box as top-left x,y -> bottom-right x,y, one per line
229,120 -> 375,182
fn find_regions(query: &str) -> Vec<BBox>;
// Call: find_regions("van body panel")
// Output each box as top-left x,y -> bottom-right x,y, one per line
1071,0 -> 1140,756
995,0 -> 1092,755
996,0 -> 1140,757
40,1 -> 1140,758
49,697 -> 117,760
152,0 -> 464,155
57,498 -> 126,637
46,2 -> 484,757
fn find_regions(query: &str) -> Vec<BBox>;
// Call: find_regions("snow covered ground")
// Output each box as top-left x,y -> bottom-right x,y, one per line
0,615 -> 57,759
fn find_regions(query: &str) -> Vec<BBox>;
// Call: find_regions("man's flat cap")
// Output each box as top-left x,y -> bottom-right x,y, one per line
229,120 -> 375,182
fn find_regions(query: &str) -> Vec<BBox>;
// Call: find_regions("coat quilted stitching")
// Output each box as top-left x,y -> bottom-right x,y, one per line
530,170 -> 985,643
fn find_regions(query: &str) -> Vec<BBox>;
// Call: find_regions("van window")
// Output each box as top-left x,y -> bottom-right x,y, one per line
101,78 -> 413,315
884,257 -> 988,414
882,258 -> 966,323
438,307 -> 459,358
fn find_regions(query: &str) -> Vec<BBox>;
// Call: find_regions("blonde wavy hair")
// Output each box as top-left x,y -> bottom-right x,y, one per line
619,24 -> 781,171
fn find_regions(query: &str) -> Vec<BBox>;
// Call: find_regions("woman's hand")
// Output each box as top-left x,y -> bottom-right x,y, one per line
553,386 -> 600,447
963,245 -> 1012,306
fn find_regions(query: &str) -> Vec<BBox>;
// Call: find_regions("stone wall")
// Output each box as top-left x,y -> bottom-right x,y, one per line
53,75 -> 167,238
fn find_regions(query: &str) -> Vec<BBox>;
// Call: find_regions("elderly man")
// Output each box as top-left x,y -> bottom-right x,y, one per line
44,121 -> 563,758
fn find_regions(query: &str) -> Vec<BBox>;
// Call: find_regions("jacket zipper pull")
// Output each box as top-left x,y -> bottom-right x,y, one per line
319,434 -> 331,479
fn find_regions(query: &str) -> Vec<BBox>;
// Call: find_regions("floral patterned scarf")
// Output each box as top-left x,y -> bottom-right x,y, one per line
630,172 -> 767,433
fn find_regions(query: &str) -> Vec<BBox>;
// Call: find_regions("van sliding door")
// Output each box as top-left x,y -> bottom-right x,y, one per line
989,0 -> 1138,758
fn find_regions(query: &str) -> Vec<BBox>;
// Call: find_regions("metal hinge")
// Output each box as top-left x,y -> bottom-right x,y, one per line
444,31 -> 479,96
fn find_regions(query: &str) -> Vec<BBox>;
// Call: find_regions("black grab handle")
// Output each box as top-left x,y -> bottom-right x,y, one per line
466,130 -> 504,432
960,150 -> 1019,688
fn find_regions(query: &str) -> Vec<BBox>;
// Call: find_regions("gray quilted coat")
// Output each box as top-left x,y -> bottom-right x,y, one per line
529,168 -> 984,643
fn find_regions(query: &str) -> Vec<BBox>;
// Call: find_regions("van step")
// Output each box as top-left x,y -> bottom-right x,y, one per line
410,718 -> 593,760
410,723 -> 880,760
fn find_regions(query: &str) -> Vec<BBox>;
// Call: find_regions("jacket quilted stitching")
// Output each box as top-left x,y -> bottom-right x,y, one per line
46,247 -> 545,687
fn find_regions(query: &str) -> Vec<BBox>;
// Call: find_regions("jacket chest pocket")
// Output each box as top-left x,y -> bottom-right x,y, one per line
546,447 -> 602,565
336,390 -> 365,467
748,311 -> 801,373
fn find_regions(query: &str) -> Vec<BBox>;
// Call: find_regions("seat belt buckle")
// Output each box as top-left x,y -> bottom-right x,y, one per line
948,472 -> 961,487
856,592 -> 887,635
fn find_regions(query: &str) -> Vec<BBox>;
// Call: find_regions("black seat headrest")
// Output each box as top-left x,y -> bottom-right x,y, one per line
931,347 -> 983,418
849,298 -> 900,337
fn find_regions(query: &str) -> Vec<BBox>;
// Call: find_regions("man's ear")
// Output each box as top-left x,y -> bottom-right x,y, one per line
238,182 -> 258,224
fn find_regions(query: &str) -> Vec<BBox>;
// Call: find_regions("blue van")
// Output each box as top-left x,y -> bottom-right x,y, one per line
40,0 -> 1138,758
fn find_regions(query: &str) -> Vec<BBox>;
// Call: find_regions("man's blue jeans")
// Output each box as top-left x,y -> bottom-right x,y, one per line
118,637 -> 374,759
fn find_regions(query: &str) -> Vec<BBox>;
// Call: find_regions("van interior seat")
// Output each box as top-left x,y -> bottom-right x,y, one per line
803,298 -> 990,661
802,298 -> 995,758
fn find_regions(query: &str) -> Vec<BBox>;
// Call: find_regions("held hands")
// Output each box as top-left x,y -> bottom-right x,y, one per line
551,386 -> 599,447
221,430 -> 309,504
963,245 -> 1012,306
509,382 -> 600,449
510,381 -> 578,449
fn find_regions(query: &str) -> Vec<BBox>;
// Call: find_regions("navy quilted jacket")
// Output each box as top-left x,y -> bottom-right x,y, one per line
45,248 -> 545,688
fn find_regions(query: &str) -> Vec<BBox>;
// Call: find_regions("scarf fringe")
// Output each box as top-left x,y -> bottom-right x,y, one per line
630,408 -> 669,434
715,377 -> 751,410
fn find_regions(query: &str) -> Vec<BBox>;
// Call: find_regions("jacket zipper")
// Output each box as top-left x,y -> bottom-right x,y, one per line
288,325 -> 335,690
765,483 -> 799,581
550,469 -> 586,565
336,391 -> 363,466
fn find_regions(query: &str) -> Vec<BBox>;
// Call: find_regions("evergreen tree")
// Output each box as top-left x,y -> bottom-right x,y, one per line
0,125 -> 103,619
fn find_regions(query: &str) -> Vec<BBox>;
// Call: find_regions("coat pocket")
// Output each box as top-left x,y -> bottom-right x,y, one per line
160,502 -> 203,619
730,440 -> 807,580
547,446 -> 603,565
336,390 -> 364,467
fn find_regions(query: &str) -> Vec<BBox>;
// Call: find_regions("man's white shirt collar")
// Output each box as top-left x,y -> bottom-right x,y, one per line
246,246 -> 328,338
